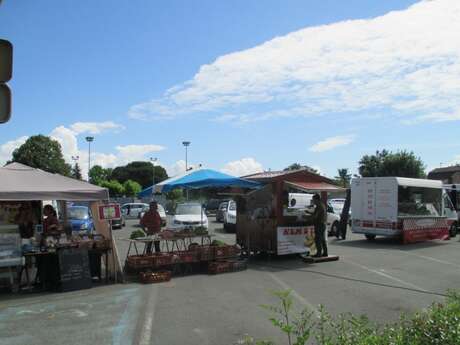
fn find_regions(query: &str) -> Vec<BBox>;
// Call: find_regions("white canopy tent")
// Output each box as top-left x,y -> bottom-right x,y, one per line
0,163 -> 109,201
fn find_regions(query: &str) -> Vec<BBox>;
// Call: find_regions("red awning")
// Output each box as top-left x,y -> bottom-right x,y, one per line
285,181 -> 344,192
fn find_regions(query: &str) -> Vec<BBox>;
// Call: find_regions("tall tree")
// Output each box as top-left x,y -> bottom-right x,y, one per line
11,135 -> 71,176
71,163 -> 82,180
89,165 -> 111,185
334,168 -> 352,187
111,161 -> 168,188
123,180 -> 142,197
358,150 -> 425,178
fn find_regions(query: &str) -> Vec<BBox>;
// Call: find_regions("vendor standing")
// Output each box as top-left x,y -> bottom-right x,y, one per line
140,201 -> 162,253
43,204 -> 61,237
306,194 -> 328,258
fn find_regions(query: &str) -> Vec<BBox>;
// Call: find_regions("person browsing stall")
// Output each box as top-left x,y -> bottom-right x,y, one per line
140,201 -> 162,253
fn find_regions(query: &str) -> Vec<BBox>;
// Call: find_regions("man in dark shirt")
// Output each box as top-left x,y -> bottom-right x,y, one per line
309,194 -> 328,257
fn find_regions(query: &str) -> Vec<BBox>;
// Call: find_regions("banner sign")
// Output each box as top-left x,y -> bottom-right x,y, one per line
277,226 -> 315,255
402,217 -> 449,244
98,204 -> 121,221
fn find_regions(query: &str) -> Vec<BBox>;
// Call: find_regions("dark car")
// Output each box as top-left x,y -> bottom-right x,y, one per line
216,201 -> 229,222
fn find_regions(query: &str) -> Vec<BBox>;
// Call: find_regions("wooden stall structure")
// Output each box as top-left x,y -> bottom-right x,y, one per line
236,168 -> 344,255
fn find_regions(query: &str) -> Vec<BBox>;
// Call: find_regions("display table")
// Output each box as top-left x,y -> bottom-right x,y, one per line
21,246 -> 111,291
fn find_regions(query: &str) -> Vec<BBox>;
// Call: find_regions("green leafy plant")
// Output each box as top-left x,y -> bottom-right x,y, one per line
242,289 -> 460,345
129,229 -> 146,239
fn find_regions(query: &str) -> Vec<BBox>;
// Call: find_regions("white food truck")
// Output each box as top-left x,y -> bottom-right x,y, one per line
351,177 -> 456,242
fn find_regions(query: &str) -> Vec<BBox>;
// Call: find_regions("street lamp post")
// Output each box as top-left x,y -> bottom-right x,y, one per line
182,141 -> 191,200
85,136 -> 94,181
150,157 -> 157,198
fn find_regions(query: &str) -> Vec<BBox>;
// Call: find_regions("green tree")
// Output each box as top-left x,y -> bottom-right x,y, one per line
123,179 -> 142,197
111,161 -> 168,188
334,168 -> 352,187
100,180 -> 124,197
11,135 -> 71,176
359,150 -> 425,178
71,163 -> 82,180
89,165 -> 111,185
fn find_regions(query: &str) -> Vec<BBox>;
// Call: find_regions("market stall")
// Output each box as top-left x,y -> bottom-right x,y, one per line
0,163 -> 120,292
129,168 -> 260,282
236,168 -> 344,256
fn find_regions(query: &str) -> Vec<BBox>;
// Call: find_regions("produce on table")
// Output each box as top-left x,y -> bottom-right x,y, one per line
130,229 -> 146,239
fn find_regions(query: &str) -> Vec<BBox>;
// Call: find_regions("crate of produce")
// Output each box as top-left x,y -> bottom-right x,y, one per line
208,261 -> 232,275
139,270 -> 171,284
127,255 -> 153,269
189,244 -> 215,261
152,253 -> 173,267
214,244 -> 241,259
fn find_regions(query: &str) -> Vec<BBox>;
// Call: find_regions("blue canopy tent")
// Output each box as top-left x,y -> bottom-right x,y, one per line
138,168 -> 260,198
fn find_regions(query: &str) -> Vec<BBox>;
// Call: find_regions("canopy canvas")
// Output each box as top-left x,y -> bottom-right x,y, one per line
138,168 -> 261,197
0,163 -> 109,201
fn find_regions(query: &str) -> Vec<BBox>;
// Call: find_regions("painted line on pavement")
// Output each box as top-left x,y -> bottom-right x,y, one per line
398,251 -> 460,269
138,285 -> 159,345
344,258 -> 428,292
267,272 -> 319,316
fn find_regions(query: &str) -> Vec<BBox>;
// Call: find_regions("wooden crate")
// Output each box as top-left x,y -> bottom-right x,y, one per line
172,250 -> 199,264
139,270 -> 171,284
127,255 -> 153,269
152,253 -> 173,267
208,261 -> 232,275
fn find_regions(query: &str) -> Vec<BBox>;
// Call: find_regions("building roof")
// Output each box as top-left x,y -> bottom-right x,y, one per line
429,165 -> 460,174
285,181 -> 345,192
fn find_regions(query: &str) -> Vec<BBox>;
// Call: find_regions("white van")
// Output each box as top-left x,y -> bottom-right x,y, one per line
351,177 -> 453,241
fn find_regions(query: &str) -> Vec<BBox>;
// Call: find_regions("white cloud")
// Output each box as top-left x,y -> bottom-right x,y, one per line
128,0 -> 460,124
0,136 -> 28,166
167,160 -> 187,177
70,121 -> 125,134
309,135 -> 355,152
115,144 -> 165,163
221,157 -> 264,177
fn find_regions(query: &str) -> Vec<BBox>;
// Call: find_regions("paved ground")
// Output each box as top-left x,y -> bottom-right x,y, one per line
1,217 -> 460,345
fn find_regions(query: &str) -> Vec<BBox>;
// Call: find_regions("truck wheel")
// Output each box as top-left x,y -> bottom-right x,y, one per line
365,234 -> 376,241
450,223 -> 457,238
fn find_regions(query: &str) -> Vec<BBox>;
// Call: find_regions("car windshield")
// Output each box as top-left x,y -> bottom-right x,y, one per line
219,202 -> 228,209
176,204 -> 203,215
68,208 -> 88,220
229,202 -> 236,211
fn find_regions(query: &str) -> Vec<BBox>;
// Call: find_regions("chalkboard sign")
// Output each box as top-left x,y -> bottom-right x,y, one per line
58,247 -> 92,292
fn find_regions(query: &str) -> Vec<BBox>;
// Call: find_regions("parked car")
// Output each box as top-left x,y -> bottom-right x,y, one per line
121,203 -> 149,219
138,203 -> 167,227
216,200 -> 229,222
67,206 -> 94,234
223,200 -> 237,232
204,199 -> 222,214
111,204 -> 126,230
170,203 -> 208,230
329,198 -> 352,225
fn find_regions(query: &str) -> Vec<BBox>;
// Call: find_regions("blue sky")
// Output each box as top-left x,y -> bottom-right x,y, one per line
1,0 -> 459,178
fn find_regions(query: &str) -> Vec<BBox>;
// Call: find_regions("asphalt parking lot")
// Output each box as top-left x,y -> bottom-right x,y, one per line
1,217 -> 460,345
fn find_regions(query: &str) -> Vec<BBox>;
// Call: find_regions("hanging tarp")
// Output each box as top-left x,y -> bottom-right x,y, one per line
0,163 -> 108,201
